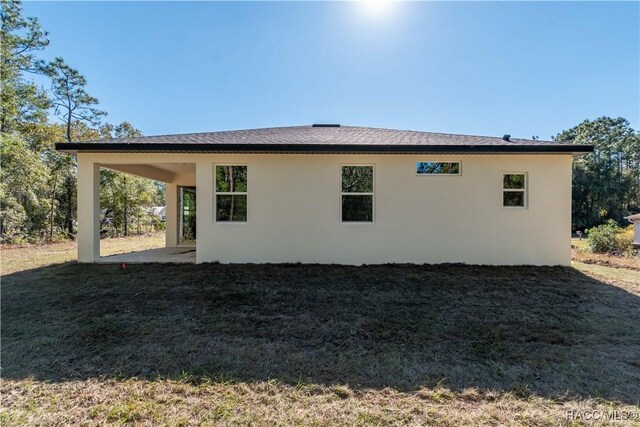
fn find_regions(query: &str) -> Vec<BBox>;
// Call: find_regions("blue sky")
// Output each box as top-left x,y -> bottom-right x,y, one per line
24,1 -> 639,140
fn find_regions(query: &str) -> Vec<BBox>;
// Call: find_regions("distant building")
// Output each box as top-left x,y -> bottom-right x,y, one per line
625,213 -> 640,248
149,206 -> 166,222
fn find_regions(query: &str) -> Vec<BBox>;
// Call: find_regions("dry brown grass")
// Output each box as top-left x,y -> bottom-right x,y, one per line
571,239 -> 640,295
571,237 -> 640,272
2,237 -> 640,426
4,379 -> 635,426
0,233 -> 164,275
573,250 -> 640,272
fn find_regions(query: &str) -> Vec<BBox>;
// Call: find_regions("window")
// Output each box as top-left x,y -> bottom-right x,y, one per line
416,161 -> 460,175
341,165 -> 374,222
215,165 -> 247,222
503,173 -> 526,208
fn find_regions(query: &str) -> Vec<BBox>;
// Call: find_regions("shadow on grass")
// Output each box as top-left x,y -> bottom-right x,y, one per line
2,263 -> 639,404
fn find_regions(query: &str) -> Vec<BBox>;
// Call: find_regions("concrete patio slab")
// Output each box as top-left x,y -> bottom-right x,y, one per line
98,247 -> 196,264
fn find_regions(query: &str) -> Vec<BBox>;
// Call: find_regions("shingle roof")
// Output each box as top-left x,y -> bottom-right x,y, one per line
55,125 -> 594,154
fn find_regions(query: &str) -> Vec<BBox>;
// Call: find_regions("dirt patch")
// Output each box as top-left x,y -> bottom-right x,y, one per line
572,249 -> 640,271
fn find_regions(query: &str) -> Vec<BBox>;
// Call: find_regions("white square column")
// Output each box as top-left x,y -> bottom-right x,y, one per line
77,156 -> 100,262
165,183 -> 178,247
195,160 -> 213,264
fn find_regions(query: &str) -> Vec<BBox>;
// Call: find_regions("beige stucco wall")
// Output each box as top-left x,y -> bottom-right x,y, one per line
77,152 -> 573,265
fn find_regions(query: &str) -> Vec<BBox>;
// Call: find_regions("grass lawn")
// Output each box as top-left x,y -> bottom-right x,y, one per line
2,238 -> 639,426
0,233 -> 165,275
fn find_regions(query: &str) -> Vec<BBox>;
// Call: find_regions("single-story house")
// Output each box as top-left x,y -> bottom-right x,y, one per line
56,124 -> 593,265
149,206 -> 167,222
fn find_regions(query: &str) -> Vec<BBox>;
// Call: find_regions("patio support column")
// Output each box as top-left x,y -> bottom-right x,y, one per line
195,160 -> 213,264
77,156 -> 100,262
165,183 -> 178,247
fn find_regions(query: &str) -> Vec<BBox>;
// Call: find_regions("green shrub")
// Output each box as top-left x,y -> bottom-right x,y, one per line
586,220 -> 632,255
151,217 -> 166,232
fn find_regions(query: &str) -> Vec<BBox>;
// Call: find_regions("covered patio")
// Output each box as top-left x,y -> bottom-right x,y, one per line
72,153 -> 201,263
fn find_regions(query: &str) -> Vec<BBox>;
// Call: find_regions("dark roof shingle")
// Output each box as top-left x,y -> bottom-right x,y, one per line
56,125 -> 593,154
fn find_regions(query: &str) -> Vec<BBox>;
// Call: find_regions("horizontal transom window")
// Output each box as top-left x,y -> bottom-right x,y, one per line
417,161 -> 460,175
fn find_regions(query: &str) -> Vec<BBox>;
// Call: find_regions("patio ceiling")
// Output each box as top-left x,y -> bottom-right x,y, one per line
101,163 -> 196,185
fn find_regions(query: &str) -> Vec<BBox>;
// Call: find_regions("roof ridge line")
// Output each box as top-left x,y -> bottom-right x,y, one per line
77,125 -> 313,144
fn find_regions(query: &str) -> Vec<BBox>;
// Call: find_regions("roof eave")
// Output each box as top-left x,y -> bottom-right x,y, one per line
55,142 -> 595,155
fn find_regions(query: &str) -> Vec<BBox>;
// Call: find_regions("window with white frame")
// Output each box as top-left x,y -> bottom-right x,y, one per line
215,165 -> 247,222
416,161 -> 461,175
341,165 -> 374,222
503,173 -> 526,208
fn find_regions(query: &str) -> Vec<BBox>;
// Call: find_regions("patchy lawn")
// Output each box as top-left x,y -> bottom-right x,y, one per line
0,233 -> 164,275
571,238 -> 640,272
2,238 -> 639,426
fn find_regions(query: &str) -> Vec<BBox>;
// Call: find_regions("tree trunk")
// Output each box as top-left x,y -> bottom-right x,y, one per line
48,171 -> 59,241
0,108 -> 6,134
228,167 -> 234,219
59,162 -> 75,237
66,115 -> 72,143
123,176 -> 128,236
64,174 -> 73,236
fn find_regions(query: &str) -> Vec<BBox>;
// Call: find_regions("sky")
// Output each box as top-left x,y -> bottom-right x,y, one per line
23,1 -> 640,140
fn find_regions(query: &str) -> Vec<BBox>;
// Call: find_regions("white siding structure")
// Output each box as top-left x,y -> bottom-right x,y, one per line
625,213 -> 640,248
60,125 -> 592,266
